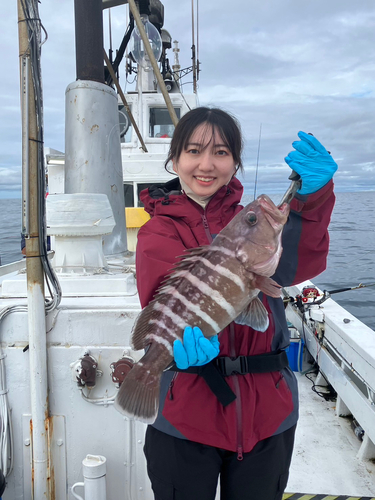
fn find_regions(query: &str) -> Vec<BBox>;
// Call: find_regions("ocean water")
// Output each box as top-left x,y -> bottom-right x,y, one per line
245,190 -> 375,331
0,192 -> 374,330
0,198 -> 23,265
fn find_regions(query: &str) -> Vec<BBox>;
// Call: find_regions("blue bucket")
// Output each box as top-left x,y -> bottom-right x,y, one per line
286,339 -> 304,372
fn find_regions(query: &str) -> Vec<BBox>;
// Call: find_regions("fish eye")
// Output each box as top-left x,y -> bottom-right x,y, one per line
246,211 -> 257,226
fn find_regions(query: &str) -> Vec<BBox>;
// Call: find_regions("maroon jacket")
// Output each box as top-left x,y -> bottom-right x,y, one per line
136,176 -> 335,456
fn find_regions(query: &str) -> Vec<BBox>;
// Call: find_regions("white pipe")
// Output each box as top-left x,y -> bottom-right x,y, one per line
71,455 -> 107,500
28,283 -> 49,499
64,80 -> 128,256
17,1 -> 50,497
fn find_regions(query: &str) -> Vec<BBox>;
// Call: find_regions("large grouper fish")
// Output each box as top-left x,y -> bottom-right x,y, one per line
115,194 -> 290,422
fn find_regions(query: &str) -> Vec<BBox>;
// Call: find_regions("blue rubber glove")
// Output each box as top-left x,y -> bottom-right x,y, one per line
284,131 -> 338,195
173,326 -> 220,369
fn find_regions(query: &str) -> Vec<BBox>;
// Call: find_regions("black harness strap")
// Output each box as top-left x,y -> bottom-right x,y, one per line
215,350 -> 289,376
197,363 -> 237,406
168,350 -> 289,407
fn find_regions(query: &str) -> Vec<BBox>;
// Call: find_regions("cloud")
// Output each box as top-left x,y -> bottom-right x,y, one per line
0,167 -> 22,191
1,0 -> 375,198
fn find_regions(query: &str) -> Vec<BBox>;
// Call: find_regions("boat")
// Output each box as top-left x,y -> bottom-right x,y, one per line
283,282 -> 375,497
0,1 -> 374,499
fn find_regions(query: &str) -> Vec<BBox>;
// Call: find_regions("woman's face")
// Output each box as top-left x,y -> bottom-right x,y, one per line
172,123 -> 237,198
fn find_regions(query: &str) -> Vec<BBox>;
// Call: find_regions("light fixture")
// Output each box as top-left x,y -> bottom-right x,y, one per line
129,14 -> 162,72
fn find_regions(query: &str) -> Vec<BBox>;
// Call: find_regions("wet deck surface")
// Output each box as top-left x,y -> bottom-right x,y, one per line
286,371 -> 375,498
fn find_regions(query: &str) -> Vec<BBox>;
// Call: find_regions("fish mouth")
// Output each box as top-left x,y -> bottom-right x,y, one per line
258,195 -> 289,228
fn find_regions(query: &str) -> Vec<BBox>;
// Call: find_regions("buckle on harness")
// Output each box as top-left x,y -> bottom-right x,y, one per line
216,356 -> 248,376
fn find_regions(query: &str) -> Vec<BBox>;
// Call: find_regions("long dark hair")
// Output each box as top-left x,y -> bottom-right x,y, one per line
165,107 -> 244,173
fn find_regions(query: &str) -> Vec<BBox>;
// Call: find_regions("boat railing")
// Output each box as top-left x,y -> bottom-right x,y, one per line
0,259 -> 26,278
0,251 -> 54,279
285,280 -> 375,461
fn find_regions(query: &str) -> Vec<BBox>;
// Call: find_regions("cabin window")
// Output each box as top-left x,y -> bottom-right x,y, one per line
123,183 -> 157,207
149,107 -> 181,138
123,183 -> 134,207
119,105 -> 132,143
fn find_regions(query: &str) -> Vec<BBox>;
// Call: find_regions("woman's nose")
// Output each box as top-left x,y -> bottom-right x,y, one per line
198,151 -> 214,171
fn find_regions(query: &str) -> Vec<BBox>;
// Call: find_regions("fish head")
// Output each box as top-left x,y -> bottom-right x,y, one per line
233,194 -> 290,276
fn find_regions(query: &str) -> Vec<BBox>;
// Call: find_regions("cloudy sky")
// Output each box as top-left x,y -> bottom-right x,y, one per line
1,0 -> 375,198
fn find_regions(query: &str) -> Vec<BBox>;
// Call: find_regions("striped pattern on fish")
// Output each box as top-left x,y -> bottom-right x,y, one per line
115,194 -> 290,422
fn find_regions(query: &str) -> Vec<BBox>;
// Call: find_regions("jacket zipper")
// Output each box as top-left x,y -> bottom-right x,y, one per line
168,372 -> 178,400
201,213 -> 213,243
168,212 -> 211,403
233,375 -> 243,460
229,323 -> 244,460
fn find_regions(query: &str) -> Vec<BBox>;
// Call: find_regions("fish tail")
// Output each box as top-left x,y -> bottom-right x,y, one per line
114,363 -> 161,423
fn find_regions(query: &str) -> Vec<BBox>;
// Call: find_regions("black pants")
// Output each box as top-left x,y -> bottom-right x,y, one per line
144,424 -> 296,500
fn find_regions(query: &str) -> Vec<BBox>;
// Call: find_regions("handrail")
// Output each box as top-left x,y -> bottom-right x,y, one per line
0,260 -> 26,278
0,251 -> 54,279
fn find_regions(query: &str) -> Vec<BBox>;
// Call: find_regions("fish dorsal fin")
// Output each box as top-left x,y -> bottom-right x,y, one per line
234,297 -> 269,332
132,246 -> 211,350
156,246 -> 211,292
173,246 -> 212,269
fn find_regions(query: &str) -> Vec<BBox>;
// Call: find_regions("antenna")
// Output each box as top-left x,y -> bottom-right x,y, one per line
191,0 -> 197,93
108,8 -> 113,64
253,123 -> 262,200
196,0 -> 200,81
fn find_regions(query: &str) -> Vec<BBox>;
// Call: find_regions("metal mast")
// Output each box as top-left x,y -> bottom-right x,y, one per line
17,0 -> 50,497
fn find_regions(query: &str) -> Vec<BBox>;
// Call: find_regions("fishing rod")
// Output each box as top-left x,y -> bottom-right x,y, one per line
312,282 -> 375,305
253,123 -> 262,200
284,282 -> 375,308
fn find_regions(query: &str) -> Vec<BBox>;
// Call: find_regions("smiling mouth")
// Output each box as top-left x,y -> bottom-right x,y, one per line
195,176 -> 215,182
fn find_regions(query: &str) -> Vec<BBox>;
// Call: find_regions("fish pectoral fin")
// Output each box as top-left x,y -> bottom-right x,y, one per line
254,275 -> 281,298
234,297 -> 269,332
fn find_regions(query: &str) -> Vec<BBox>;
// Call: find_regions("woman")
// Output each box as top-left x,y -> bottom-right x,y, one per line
135,107 -> 337,500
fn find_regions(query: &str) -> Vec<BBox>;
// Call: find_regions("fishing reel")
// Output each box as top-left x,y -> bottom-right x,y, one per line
285,282 -> 375,312
284,286 -> 321,312
300,286 -> 320,303
296,286 -> 321,313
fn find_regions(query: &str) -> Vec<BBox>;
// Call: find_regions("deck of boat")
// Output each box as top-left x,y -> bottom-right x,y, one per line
287,370 -> 375,498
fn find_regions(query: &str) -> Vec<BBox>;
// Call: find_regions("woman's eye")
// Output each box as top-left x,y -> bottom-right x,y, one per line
216,149 -> 228,156
187,148 -> 199,154
246,211 -> 257,225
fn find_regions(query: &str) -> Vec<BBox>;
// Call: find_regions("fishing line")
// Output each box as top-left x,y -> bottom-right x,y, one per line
253,123 -> 262,200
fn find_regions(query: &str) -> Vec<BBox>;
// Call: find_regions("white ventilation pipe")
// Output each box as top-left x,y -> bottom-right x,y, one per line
64,80 -> 127,256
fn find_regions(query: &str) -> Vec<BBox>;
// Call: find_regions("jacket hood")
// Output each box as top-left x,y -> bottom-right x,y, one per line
140,176 -> 244,221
